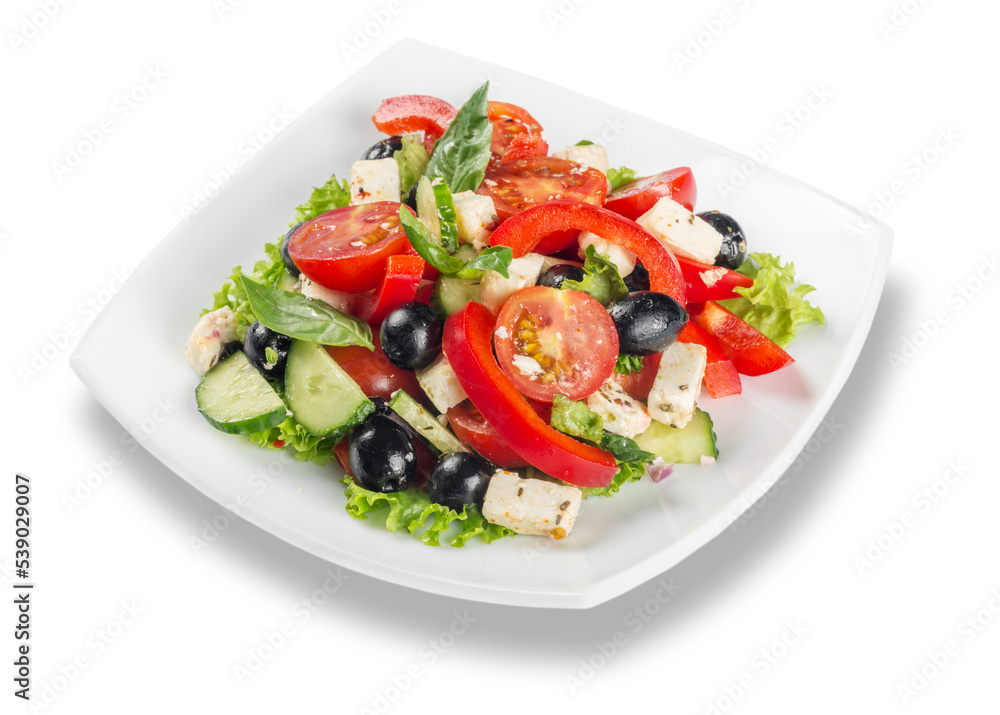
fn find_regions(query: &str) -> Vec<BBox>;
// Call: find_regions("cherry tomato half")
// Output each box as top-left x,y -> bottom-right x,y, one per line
371,95 -> 457,140
615,353 -> 661,401
288,202 -> 414,294
447,400 -> 527,469
477,156 -> 607,254
326,329 -> 428,405
488,101 -> 544,165
604,167 -> 697,219
494,286 -> 618,403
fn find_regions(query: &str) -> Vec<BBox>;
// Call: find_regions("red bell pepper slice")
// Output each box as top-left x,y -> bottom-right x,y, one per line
677,321 -> 742,398
354,254 -> 425,325
676,255 -> 754,304
687,302 -> 793,376
489,200 -> 687,306
443,302 -> 618,488
371,94 -> 457,144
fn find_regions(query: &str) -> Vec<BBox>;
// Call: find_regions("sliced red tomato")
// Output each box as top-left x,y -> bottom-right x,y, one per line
605,167 -> 697,219
371,94 -> 457,143
326,330 -> 428,405
288,203 -> 414,294
447,400 -> 527,469
413,281 -> 434,305
616,353 -> 662,401
494,286 -> 618,403
489,200 -> 687,306
677,255 -> 754,303
354,254 -> 424,325
499,133 -> 549,163
477,157 -> 607,254
677,321 -> 741,398
488,101 -> 544,164
443,302 -> 618,488
687,302 -> 793,376
333,438 -> 353,478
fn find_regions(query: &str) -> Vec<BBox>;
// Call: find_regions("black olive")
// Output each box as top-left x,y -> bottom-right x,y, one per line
607,292 -> 688,356
379,302 -> 442,371
698,210 -> 747,270
349,414 -> 416,493
218,340 -> 243,362
429,452 -> 492,512
624,262 -> 650,292
362,135 -> 403,161
537,264 -> 585,289
280,222 -> 305,277
243,321 -> 292,380
368,396 -> 392,416
403,182 -> 419,211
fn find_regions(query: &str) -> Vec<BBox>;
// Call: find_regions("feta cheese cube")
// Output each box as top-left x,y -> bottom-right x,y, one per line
647,342 -> 708,429
578,231 -> 637,276
479,252 -> 546,314
552,144 -> 609,175
637,196 -> 723,264
452,190 -> 498,252
298,276 -> 354,314
482,471 -> 582,540
185,306 -> 238,376
416,353 -> 469,413
349,158 -> 400,204
587,378 -> 651,439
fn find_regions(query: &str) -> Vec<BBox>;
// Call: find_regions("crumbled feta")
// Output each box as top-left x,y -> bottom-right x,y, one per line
452,191 -> 499,252
185,306 -> 238,376
647,342 -> 708,429
299,276 -> 354,314
479,252 -> 546,314
349,158 -> 400,204
495,325 -> 510,340
482,471 -> 582,539
586,377 -> 651,439
637,196 -> 724,264
512,354 -> 544,376
552,144 -> 609,175
416,353 -> 469,413
578,231 -> 637,276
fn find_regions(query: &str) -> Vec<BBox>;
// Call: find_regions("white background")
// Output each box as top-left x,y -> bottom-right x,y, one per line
4,0 -> 998,713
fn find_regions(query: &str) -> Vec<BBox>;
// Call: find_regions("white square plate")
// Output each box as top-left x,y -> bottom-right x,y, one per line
71,39 -> 891,609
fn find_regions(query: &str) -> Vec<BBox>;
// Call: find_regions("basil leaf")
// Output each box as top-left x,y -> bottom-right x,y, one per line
575,139 -> 595,146
399,207 -> 465,273
599,433 -> 655,464
456,246 -> 512,280
425,82 -> 492,193
399,207 -> 512,279
561,244 -> 630,306
551,394 -> 604,444
614,354 -> 645,375
239,275 -> 373,349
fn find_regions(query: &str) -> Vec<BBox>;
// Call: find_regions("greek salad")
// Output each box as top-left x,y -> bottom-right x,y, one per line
185,83 -> 825,546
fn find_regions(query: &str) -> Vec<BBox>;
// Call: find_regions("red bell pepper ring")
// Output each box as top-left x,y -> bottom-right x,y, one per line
443,302 -> 618,489
676,255 -> 754,303
687,302 -> 793,376
354,254 -> 425,325
677,321 -> 742,398
489,200 -> 687,306
371,95 -> 457,151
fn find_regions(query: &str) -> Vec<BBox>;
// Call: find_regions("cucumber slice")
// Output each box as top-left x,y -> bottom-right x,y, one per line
285,340 -> 374,437
453,243 -> 478,262
634,408 -> 719,464
416,176 -> 459,252
388,389 -> 468,455
196,351 -> 289,434
276,270 -> 298,291
430,274 -> 481,320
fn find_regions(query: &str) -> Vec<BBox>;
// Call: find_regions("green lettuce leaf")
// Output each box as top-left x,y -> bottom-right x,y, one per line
580,460 -> 646,499
561,244 -> 629,306
341,477 -> 514,547
551,394 -> 604,443
294,173 -> 350,224
246,417 -> 337,466
615,354 -> 644,375
395,134 -> 428,196
607,166 -> 638,192
719,252 -> 825,347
